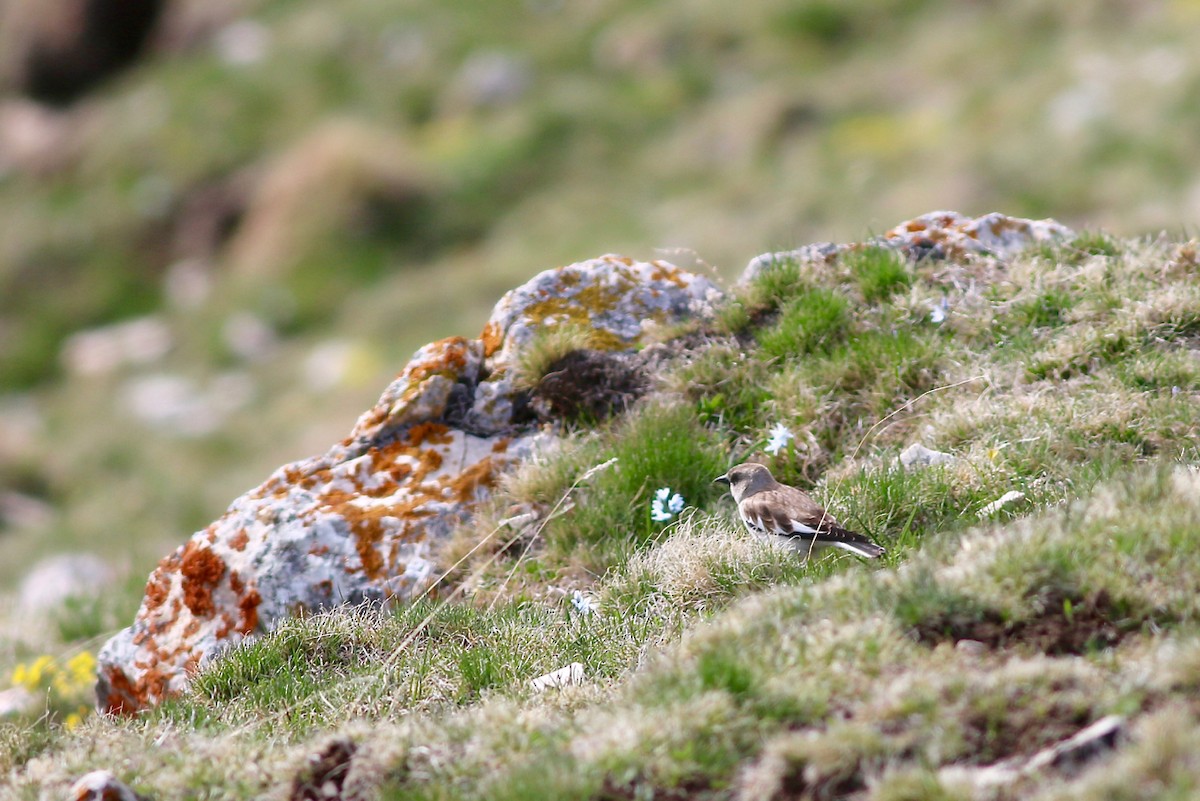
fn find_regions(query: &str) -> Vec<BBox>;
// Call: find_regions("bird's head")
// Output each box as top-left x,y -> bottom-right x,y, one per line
713,462 -> 776,501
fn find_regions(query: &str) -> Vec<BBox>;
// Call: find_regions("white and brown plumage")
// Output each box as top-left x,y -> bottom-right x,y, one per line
714,463 -> 884,559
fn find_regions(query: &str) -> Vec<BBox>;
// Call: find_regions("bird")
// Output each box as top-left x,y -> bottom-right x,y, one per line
713,463 -> 885,559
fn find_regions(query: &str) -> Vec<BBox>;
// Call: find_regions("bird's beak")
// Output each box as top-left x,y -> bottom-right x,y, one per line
713,474 -> 730,485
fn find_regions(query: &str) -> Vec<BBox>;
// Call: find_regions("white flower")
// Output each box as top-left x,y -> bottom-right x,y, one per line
570,590 -> 595,615
651,487 -> 685,522
765,423 -> 795,455
930,298 -> 948,324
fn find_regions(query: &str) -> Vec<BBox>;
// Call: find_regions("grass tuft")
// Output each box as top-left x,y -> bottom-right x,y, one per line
756,287 -> 852,359
847,245 -> 913,303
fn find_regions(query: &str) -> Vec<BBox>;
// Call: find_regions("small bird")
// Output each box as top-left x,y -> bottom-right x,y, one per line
714,463 -> 884,559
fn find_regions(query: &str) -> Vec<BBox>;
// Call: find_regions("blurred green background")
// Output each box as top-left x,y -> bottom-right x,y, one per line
1,0 -> 1198,593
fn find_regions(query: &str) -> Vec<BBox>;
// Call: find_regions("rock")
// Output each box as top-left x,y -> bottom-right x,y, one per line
469,254 -> 722,432
212,19 -> 270,67
882,210 -> 1075,261
978,490 -> 1026,518
96,255 -> 720,714
0,490 -> 54,530
0,99 -> 91,176
443,51 -> 532,112
0,686 -> 38,718
120,371 -> 254,438
953,639 -> 986,658
741,211 -> 1074,283
68,770 -> 146,801
18,553 -> 117,612
898,443 -> 956,469
741,241 -> 842,285
60,316 -> 173,376
939,715 -> 1125,790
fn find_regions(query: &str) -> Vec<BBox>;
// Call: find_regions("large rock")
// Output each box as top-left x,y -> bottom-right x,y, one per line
95,254 -> 721,714
742,210 -> 1075,283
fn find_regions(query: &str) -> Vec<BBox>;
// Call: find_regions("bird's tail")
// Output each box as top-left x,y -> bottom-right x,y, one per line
823,526 -> 886,559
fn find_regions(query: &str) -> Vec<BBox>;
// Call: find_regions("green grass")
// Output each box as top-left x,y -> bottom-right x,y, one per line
528,401 -> 730,570
13,232 -> 1200,798
848,245 -> 913,303
756,286 -> 852,358
7,0 -> 1200,792
6,0 -> 1200,617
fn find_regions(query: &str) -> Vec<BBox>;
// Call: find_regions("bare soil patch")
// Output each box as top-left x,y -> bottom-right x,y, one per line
912,589 -> 1133,656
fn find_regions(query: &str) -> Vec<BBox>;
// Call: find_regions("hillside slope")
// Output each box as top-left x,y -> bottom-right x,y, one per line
3,0 -> 1200,598
5,227 -> 1200,799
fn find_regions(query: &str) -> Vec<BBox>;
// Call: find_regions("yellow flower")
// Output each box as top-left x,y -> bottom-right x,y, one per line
10,662 -> 27,688
65,712 -> 83,730
68,652 -> 97,686
30,655 -> 54,684
14,655 -> 56,690
53,673 -> 74,697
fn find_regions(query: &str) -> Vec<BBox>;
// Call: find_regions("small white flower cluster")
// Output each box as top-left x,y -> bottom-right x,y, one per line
651,487 -> 685,522
570,590 -> 596,615
765,423 -> 794,455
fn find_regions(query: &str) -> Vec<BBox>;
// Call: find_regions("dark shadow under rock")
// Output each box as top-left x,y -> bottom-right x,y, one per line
530,349 -> 648,423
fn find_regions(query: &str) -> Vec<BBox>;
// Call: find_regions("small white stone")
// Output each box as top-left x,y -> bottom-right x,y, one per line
954,639 -> 987,657
214,20 -> 271,66
19,553 -> 116,612
61,316 -> 172,376
530,662 -> 585,692
899,443 -> 956,469
222,313 -> 277,363
68,770 -> 144,801
978,490 -> 1026,518
163,258 -> 213,308
0,687 -> 37,717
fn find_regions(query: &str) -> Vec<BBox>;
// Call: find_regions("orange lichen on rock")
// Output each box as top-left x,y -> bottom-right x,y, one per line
238,588 -> 262,635
98,667 -> 139,716
412,336 -> 470,376
440,456 -> 499,504
337,490 -> 440,579
342,503 -> 390,579
407,421 -> 453,447
143,569 -> 171,611
649,262 -> 688,288
480,321 -> 503,357
229,529 -> 250,551
179,541 -> 226,617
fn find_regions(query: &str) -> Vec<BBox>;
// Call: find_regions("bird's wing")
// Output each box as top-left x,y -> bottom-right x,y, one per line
743,490 -> 884,557
755,488 -> 839,532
